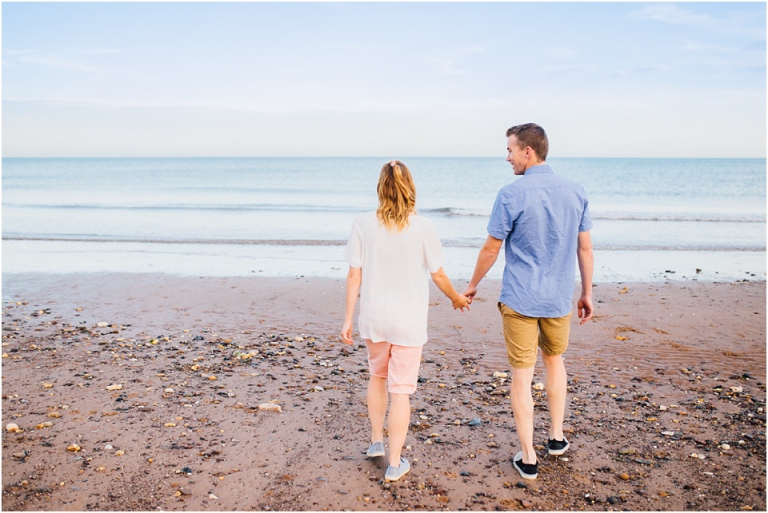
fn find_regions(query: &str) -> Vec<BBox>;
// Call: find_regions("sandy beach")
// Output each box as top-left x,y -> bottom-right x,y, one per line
1,273 -> 765,511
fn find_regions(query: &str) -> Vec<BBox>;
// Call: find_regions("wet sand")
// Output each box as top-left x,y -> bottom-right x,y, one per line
1,273 -> 765,511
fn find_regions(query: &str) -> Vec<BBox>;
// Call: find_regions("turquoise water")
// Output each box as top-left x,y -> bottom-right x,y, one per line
2,157 -> 765,281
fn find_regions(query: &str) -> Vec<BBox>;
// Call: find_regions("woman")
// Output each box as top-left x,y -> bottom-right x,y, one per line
340,160 -> 469,482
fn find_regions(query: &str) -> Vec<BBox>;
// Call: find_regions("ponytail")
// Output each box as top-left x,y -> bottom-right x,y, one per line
376,160 -> 417,232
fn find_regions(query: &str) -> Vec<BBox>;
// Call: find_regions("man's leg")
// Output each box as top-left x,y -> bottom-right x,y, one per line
541,352 -> 566,441
498,303 -> 540,465
538,314 -> 571,444
510,366 -> 537,464
387,393 -> 410,467
368,375 -> 388,443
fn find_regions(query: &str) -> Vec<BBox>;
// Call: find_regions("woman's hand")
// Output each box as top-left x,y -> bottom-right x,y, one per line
340,320 -> 354,345
452,294 -> 470,311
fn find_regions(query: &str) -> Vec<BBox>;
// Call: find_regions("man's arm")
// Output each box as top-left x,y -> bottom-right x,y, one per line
577,230 -> 594,325
462,235 -> 503,300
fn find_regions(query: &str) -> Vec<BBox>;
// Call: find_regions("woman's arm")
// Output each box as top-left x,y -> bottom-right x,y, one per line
431,267 -> 470,311
340,266 -> 362,344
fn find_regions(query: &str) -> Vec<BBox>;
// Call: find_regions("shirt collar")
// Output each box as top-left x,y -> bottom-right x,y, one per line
524,163 -> 553,176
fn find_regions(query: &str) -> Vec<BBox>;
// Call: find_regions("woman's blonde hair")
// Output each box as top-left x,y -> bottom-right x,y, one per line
376,160 -> 416,232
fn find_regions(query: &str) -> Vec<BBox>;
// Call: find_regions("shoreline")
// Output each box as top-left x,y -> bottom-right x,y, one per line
1,273 -> 765,510
3,240 -> 766,283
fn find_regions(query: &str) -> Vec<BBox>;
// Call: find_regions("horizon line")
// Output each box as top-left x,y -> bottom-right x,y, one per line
3,155 -> 766,160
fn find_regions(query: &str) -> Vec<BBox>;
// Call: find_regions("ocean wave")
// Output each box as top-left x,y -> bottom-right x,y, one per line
422,207 -> 765,222
591,214 -> 766,223
3,203 -> 367,214
423,207 -> 490,217
5,202 -> 764,223
3,235 -> 764,252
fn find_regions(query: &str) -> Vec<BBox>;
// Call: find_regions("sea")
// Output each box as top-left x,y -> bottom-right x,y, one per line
2,157 -> 765,282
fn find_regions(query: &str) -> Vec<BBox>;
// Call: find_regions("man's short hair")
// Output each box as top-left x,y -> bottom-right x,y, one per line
506,123 -> 548,161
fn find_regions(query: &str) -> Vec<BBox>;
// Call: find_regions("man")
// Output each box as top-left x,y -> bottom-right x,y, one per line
462,123 -> 594,480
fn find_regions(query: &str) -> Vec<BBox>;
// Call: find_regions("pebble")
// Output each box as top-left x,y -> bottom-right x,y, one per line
607,496 -> 622,505
730,386 -> 743,394
468,418 -> 482,426
106,384 -> 123,391
258,403 -> 282,413
67,444 -> 81,452
104,444 -> 114,451
6,423 -> 21,433
165,388 -> 175,393
619,473 -> 630,480
619,447 -> 637,455
97,322 -> 109,328
313,386 -> 324,392
719,444 -> 731,450
493,372 -> 508,378
661,431 -> 675,436
532,382 -> 544,391
209,494 -> 218,500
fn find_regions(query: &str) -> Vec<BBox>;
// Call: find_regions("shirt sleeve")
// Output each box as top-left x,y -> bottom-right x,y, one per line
421,220 -> 446,274
579,198 -> 594,232
487,189 -> 514,241
344,216 -> 363,268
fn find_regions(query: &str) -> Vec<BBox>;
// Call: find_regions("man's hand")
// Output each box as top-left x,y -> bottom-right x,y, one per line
577,295 -> 593,325
461,284 -> 477,303
340,320 -> 354,345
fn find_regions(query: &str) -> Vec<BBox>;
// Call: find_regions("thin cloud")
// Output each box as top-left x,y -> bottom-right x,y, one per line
630,4 -> 765,40
434,45 -> 486,75
17,55 -> 105,73
680,38 -> 738,53
322,44 -> 385,53
539,63 -> 598,75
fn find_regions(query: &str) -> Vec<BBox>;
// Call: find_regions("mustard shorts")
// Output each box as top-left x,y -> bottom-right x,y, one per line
498,302 -> 571,369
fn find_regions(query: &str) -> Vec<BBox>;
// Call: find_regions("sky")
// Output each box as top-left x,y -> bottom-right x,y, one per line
2,2 -> 766,158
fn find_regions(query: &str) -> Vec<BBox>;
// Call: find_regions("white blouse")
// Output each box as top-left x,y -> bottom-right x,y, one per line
345,211 -> 445,347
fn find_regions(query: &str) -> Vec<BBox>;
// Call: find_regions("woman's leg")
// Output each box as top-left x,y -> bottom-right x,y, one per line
368,375 -> 388,443
386,344 -> 423,467
366,340 -> 391,443
387,393 -> 410,466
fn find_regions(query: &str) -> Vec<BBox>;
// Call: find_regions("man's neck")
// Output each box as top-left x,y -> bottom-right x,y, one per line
524,160 -> 547,173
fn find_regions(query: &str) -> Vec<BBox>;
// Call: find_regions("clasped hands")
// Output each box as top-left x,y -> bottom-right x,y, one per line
452,285 -> 477,312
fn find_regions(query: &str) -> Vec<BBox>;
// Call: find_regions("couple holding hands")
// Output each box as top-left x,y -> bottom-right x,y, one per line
340,123 -> 594,482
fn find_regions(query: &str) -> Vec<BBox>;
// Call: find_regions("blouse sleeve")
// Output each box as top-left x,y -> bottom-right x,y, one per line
421,219 -> 446,274
344,216 -> 363,268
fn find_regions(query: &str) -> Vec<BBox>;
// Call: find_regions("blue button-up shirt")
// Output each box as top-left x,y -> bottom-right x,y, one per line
487,163 -> 593,318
